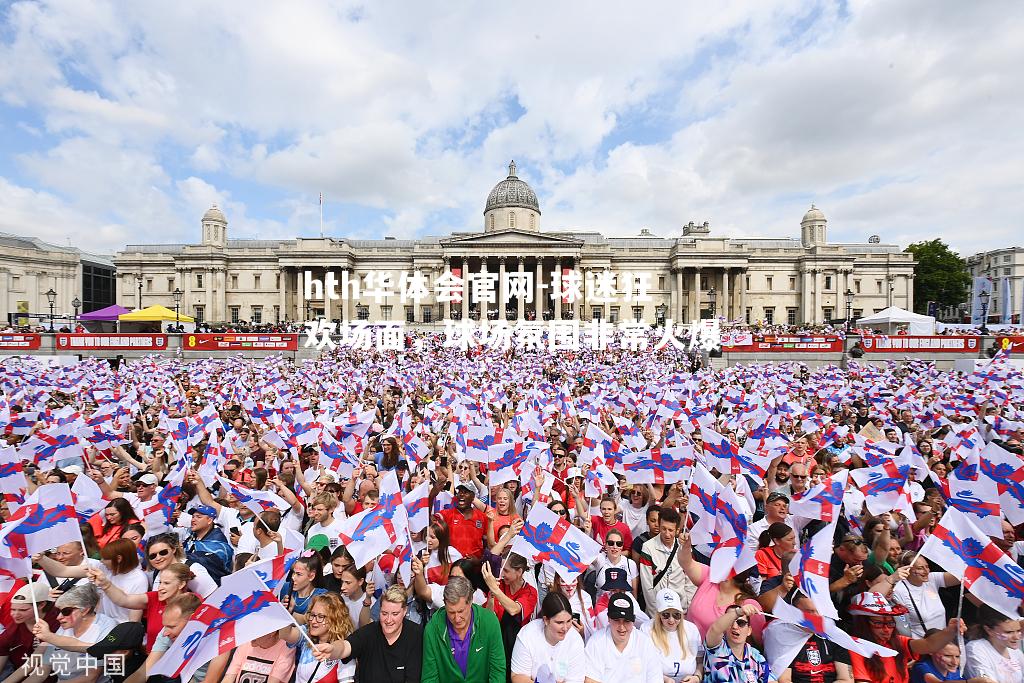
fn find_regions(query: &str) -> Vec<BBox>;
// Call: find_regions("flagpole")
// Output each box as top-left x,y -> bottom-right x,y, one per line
27,575 -> 40,622
956,580 -> 966,675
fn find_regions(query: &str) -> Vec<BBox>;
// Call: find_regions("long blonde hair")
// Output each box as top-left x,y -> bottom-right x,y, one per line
650,604 -> 692,661
310,593 -> 355,643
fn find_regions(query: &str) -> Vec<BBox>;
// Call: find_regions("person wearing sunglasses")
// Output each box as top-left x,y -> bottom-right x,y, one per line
703,603 -> 773,683
143,533 -> 218,597
592,529 -> 638,596
847,591 -> 964,683
29,583 -> 118,682
640,589 -> 702,683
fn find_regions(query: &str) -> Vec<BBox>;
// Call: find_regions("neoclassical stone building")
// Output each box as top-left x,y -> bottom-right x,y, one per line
114,162 -> 915,326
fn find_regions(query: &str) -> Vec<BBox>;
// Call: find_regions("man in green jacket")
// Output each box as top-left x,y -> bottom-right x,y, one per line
422,575 -> 506,683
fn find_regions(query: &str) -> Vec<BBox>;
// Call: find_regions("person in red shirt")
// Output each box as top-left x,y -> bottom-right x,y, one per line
482,552 -> 538,675
437,482 -> 489,560
590,496 -> 634,548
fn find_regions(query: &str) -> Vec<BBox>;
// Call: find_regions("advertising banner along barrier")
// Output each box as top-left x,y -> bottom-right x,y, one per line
0,334 -> 42,350
55,334 -> 168,350
722,335 -> 844,352
183,334 -> 299,351
859,335 -> 981,353
997,336 -> 1024,354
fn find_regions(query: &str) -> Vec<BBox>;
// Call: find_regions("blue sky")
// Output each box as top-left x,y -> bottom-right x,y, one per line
0,0 -> 1021,256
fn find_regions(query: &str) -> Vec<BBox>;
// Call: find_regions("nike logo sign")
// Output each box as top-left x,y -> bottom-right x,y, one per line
475,647 -> 484,652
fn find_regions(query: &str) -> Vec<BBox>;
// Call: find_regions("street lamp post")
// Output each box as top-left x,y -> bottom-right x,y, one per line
708,287 -> 717,319
844,289 -> 854,333
135,276 -> 143,309
71,297 -> 81,327
172,288 -> 183,331
45,288 -> 57,331
979,289 -> 990,336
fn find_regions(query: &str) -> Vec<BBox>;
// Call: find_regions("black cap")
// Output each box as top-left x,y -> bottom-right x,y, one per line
86,622 -> 145,657
602,567 -> 632,592
606,592 -> 635,622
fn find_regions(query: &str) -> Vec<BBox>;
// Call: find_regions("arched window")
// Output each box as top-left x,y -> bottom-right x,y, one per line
509,211 -> 516,228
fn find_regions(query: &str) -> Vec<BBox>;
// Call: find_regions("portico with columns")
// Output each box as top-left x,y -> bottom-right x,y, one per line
115,163 -> 916,327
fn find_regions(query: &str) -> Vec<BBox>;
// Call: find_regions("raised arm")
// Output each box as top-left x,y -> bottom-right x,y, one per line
88,567 -> 148,610
706,604 -> 760,649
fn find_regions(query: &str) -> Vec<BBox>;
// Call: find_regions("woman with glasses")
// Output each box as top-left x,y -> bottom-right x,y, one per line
703,603 -> 772,682
964,604 -> 1024,682
592,529 -> 639,596
620,484 -> 652,539
88,561 -> 195,650
640,588 -> 702,683
891,553 -> 960,638
678,533 -> 765,644
847,591 -> 964,683
282,593 -> 357,683
143,533 -> 218,597
28,583 -> 118,682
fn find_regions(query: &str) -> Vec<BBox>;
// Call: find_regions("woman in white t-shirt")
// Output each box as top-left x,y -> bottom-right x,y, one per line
34,538 -> 148,622
965,604 -> 1024,683
618,485 -> 651,538
591,529 -> 639,594
510,591 -> 587,683
891,553 -> 959,638
640,588 -> 702,683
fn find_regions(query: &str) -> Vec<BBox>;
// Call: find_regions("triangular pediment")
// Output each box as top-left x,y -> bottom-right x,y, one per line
441,229 -> 582,248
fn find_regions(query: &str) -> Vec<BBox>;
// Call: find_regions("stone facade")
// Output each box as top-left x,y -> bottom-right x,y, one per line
0,232 -> 115,326
966,247 -> 1024,323
114,162 -> 915,326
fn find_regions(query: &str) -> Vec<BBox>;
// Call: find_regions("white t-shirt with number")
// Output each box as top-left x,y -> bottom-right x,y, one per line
511,618 -> 586,683
640,618 -> 702,682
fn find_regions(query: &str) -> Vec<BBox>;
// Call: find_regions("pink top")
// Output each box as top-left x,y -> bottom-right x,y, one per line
685,564 -> 766,642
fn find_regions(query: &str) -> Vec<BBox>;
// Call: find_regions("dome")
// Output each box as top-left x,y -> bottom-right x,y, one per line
203,204 -> 227,224
802,204 -> 826,223
484,160 -> 540,215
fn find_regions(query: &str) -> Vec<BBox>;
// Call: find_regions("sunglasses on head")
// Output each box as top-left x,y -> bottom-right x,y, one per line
843,537 -> 865,546
605,539 -> 623,547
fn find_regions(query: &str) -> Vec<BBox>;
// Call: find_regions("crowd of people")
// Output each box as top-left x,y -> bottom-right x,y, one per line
0,332 -> 1023,683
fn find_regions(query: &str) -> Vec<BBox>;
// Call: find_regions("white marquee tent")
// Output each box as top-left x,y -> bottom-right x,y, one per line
856,306 -> 936,335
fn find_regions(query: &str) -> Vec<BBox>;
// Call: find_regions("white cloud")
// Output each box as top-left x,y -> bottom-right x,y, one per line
0,0 -> 1019,257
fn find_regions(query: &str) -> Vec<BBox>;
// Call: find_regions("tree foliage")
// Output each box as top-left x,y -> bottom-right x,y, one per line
905,239 -> 971,314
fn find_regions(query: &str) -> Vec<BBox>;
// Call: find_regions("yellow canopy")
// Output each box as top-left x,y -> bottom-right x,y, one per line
118,305 -> 195,323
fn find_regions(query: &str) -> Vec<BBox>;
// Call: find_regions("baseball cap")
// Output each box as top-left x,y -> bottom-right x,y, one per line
454,477 -> 475,493
135,473 -> 159,486
766,491 -> 790,504
306,534 -> 330,552
566,467 -> 583,480
63,465 -> 83,476
847,592 -> 909,617
13,582 -> 51,605
606,592 -> 636,622
602,567 -> 632,592
655,588 -> 683,614
189,504 -> 217,518
86,622 -> 145,657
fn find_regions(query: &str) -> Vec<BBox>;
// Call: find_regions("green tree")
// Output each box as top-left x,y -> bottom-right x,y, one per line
905,239 -> 971,314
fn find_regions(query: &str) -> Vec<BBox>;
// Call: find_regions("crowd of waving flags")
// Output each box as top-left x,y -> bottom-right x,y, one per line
0,346 -> 1022,672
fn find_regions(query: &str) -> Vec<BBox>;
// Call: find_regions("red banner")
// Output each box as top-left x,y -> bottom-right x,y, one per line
55,334 -> 168,350
0,334 -> 42,350
997,336 -> 1024,353
183,333 -> 299,351
724,335 -> 844,352
859,335 -> 980,353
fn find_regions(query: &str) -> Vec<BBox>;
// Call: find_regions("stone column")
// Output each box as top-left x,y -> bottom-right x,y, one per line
801,268 -> 811,324
323,268 -> 334,322
535,257 -> 544,319
721,267 -> 730,320
442,257 -> 451,321
205,268 -> 213,322
277,267 -> 287,322
498,256 -> 507,320
461,256 -> 470,319
691,268 -> 701,321
554,257 -> 563,321
517,257 -> 526,321
670,268 -> 679,322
